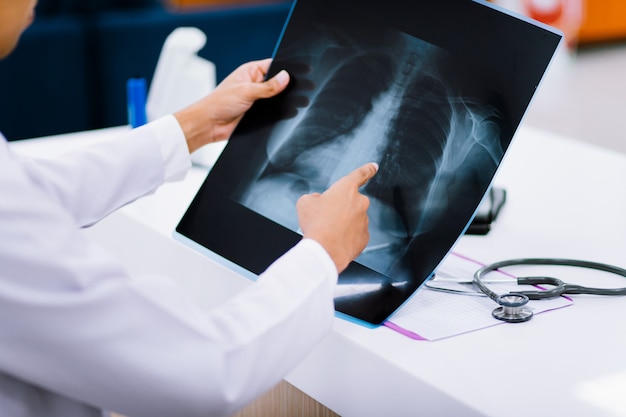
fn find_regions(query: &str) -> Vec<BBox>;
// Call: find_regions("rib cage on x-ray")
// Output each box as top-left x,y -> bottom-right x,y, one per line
238,27 -> 503,283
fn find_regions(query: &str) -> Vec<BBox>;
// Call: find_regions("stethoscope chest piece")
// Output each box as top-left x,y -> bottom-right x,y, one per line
492,293 -> 533,323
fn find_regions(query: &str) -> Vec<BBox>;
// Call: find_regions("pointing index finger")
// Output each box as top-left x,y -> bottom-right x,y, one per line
348,162 -> 379,188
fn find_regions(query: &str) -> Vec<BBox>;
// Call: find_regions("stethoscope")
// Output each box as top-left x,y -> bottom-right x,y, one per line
472,258 -> 626,323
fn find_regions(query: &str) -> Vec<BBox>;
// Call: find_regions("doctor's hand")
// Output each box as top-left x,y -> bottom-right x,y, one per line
297,163 -> 379,273
174,58 -> 290,154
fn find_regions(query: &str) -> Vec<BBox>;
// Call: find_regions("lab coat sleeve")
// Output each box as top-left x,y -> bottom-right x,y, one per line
17,115 -> 190,227
0,122 -> 339,417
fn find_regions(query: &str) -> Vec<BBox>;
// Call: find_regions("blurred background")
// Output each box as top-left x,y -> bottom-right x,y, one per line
491,0 -> 626,155
1,0 -> 625,157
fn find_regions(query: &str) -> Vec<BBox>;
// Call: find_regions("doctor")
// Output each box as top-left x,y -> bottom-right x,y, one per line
0,1 -> 378,417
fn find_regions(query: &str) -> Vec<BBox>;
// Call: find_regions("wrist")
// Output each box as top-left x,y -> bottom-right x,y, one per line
174,103 -> 219,154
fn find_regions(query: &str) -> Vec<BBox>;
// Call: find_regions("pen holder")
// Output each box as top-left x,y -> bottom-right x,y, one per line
127,77 -> 147,128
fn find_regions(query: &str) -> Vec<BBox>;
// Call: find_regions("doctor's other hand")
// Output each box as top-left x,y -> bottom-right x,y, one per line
174,58 -> 290,154
297,163 -> 379,273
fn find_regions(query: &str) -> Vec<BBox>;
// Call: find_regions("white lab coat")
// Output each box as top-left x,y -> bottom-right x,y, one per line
0,116 -> 338,417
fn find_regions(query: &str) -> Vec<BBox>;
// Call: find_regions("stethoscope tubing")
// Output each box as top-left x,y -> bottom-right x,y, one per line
473,258 -> 626,322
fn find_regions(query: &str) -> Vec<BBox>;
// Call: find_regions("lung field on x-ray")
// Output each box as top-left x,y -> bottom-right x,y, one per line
236,25 -> 503,283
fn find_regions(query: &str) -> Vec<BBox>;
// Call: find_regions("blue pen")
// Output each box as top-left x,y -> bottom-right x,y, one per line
126,77 -> 147,128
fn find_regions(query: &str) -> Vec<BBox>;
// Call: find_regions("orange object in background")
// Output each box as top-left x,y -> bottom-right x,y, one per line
577,0 -> 626,44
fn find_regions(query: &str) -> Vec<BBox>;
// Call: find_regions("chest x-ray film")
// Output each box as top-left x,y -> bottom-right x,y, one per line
175,0 -> 562,326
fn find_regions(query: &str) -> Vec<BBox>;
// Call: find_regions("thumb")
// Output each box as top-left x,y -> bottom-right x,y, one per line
256,70 -> 290,99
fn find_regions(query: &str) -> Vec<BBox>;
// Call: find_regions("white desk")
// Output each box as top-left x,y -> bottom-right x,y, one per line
10,125 -> 626,417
